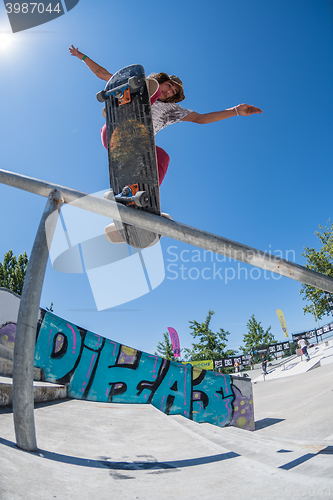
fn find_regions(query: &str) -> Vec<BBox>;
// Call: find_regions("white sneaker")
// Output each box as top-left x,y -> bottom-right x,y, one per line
104,223 -> 124,244
104,212 -> 173,244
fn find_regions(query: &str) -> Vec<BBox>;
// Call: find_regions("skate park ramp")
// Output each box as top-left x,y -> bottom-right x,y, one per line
1,287 -> 333,498
250,340 -> 333,382
0,362 -> 332,499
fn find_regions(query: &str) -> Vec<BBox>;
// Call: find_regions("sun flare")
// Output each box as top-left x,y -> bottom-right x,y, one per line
0,32 -> 15,52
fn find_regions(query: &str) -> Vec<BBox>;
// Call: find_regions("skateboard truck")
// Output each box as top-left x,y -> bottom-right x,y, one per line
114,184 -> 149,208
96,76 -> 144,104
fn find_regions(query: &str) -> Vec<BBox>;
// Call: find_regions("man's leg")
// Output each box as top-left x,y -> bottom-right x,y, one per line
156,146 -> 170,186
103,146 -> 171,244
101,123 -> 107,150
100,134 -> 170,186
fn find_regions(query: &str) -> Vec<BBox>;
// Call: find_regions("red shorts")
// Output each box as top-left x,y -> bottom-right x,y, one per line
100,84 -> 170,186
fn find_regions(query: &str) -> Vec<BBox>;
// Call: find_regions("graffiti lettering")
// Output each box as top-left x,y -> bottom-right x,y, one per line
33,309 -> 254,430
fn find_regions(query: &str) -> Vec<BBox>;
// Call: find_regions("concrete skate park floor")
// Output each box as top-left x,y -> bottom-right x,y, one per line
0,364 -> 332,500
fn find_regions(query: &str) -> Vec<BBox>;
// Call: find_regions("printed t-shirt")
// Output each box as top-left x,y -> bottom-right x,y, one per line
151,101 -> 193,135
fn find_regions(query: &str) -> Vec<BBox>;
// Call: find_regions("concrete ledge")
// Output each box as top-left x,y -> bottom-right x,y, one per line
320,354 -> 333,367
0,357 -> 43,380
0,344 -> 14,361
323,345 -> 333,356
0,376 -> 67,407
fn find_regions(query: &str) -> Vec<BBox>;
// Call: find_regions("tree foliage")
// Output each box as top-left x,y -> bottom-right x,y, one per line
184,310 -> 235,361
155,332 -> 177,361
241,314 -> 276,357
0,250 -> 28,295
300,221 -> 333,320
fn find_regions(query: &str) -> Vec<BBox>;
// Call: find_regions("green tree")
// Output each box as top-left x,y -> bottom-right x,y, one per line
184,310 -> 236,361
155,331 -> 177,361
241,314 -> 276,360
0,250 -> 28,295
300,221 -> 333,320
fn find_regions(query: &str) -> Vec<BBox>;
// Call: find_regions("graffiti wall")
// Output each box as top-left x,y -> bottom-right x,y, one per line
0,288 -> 254,430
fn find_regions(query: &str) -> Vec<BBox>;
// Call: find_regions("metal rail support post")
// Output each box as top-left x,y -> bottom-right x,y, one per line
12,189 -> 64,452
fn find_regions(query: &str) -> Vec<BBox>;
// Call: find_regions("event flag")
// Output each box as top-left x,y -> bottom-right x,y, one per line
276,309 -> 289,338
167,327 -> 181,358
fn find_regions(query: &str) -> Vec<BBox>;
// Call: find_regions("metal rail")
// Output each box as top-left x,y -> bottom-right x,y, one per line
1,167 -> 333,291
2,166 -> 333,452
0,169 -> 333,293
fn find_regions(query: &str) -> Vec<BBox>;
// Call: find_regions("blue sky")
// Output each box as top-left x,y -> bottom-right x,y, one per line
0,0 -> 333,356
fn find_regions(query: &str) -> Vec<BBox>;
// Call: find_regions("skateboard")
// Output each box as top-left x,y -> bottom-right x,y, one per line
97,64 -> 161,249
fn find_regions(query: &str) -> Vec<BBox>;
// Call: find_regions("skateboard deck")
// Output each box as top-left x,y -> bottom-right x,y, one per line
98,64 -> 161,248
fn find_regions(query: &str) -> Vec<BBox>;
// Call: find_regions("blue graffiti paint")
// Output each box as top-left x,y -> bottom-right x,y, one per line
35,313 -> 82,382
191,368 -> 234,427
34,310 -> 254,430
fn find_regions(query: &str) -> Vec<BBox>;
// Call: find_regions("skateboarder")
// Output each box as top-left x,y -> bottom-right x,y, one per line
298,337 -> 310,361
261,354 -> 268,375
69,45 -> 262,187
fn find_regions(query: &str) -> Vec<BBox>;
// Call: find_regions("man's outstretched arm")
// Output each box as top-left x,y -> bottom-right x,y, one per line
69,45 -> 113,82
182,104 -> 262,124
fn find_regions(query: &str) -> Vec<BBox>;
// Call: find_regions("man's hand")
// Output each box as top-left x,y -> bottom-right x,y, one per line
69,45 -> 84,60
237,104 -> 262,116
68,45 -> 112,81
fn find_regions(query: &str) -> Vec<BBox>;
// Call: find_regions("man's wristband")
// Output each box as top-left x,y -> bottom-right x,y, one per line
82,55 -> 87,62
235,105 -> 239,116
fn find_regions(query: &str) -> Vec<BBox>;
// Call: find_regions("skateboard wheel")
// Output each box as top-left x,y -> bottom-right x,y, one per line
129,76 -> 141,90
134,191 -> 149,208
96,90 -> 107,102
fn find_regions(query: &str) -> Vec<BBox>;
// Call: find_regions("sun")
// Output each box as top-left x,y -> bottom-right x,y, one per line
0,32 -> 15,52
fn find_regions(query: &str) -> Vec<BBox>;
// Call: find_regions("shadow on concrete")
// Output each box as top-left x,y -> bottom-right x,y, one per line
0,397 -> 71,415
0,436 -> 239,470
277,447 -> 333,471
318,446 -> 333,454
255,417 -> 285,430
279,453 -> 316,470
